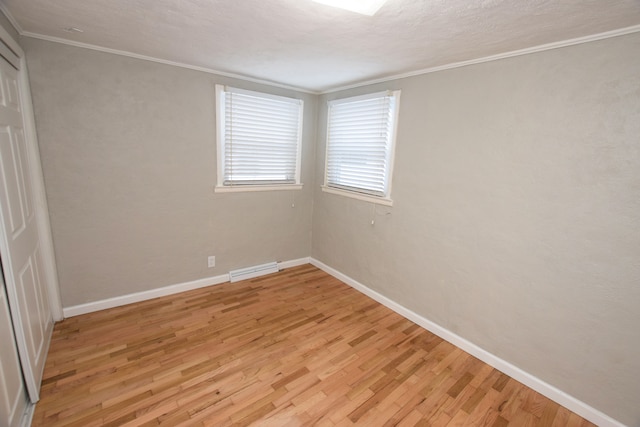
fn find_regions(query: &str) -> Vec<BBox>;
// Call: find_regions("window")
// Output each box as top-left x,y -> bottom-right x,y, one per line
215,85 -> 303,192
323,90 -> 400,205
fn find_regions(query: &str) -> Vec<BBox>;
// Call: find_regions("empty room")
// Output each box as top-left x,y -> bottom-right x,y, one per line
0,0 -> 638,426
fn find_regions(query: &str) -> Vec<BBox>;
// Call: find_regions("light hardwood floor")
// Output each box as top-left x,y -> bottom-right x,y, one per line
33,264 -> 596,426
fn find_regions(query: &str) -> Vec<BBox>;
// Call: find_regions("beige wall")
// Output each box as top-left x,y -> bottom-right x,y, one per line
23,38 -> 316,307
312,33 -> 640,425
0,12 -> 18,42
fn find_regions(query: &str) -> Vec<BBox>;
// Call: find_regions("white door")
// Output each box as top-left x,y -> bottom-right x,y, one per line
0,55 -> 52,402
0,275 -> 29,427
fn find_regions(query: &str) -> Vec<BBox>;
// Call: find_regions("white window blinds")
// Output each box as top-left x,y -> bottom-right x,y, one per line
216,85 -> 303,187
325,90 -> 400,198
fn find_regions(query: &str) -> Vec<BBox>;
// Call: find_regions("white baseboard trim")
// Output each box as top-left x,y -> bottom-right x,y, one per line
278,257 -> 311,270
63,273 -> 230,318
62,257 -> 313,318
309,257 -> 625,427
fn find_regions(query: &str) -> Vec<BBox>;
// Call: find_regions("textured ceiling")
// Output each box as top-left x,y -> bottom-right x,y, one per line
2,0 -> 640,92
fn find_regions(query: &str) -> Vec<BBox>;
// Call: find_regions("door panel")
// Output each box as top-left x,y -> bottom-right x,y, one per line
0,280 -> 28,427
18,255 -> 45,350
0,55 -> 52,402
5,76 -> 19,112
0,127 -> 25,236
15,130 -> 33,220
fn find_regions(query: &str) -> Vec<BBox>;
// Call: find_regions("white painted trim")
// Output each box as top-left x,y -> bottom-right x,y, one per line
321,186 -> 393,207
321,24 -> 640,94
62,257 -> 312,317
215,84 -> 226,189
19,402 -> 35,427
34,317 -> 53,395
19,32 -> 317,95
309,257 -> 626,427
277,257 -> 310,270
214,184 -> 303,193
63,273 -> 230,318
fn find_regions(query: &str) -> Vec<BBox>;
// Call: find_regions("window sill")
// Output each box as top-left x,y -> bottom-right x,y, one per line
321,186 -> 393,206
215,184 -> 303,193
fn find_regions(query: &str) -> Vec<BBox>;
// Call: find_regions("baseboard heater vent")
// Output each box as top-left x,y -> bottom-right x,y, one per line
229,262 -> 279,283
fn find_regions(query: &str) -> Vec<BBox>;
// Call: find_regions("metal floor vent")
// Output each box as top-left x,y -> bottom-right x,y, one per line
229,261 -> 279,283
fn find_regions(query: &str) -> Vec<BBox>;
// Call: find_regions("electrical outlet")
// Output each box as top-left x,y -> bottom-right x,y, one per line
208,256 -> 216,268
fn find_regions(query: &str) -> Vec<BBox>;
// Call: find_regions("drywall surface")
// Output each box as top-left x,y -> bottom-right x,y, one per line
0,10 -> 18,42
23,38 -> 315,307
312,33 -> 640,425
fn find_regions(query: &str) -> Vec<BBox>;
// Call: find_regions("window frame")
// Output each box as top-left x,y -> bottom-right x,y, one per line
322,90 -> 401,206
215,84 -> 304,193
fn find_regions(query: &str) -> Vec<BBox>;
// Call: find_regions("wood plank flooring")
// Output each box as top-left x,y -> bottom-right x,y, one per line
33,264 -> 596,426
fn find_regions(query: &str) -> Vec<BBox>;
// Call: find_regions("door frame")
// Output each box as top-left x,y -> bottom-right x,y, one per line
0,24 -> 62,321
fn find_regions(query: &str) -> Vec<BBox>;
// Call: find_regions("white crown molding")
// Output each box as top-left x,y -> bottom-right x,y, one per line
277,257 -> 311,270
309,257 -> 626,427
19,31 -> 318,95
321,24 -> 640,94
62,257 -> 311,317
